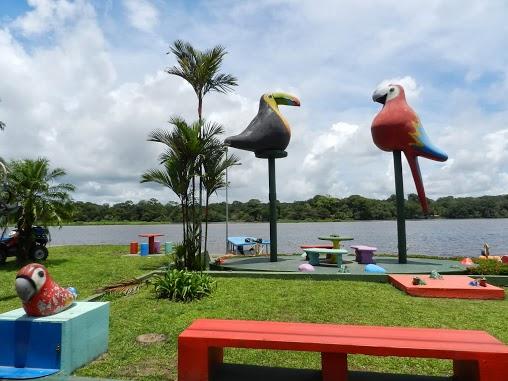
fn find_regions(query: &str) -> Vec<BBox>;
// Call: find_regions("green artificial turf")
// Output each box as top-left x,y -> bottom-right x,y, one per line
1,246 -> 507,381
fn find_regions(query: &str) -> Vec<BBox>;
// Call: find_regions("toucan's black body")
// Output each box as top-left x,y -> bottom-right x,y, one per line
225,93 -> 299,155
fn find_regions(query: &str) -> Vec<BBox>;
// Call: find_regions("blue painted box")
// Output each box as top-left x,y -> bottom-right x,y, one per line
0,302 -> 109,378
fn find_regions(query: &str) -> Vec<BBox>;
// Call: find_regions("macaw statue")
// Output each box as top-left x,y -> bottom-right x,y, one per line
225,92 -> 300,154
371,84 -> 448,214
15,263 -> 77,317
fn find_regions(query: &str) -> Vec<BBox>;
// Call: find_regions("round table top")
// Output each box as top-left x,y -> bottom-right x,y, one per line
318,236 -> 354,241
138,233 -> 165,238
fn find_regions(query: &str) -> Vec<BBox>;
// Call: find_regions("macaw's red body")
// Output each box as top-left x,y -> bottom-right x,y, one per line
15,263 -> 76,317
371,84 -> 448,214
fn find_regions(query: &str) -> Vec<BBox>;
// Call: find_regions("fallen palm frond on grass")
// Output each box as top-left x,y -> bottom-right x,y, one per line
96,278 -> 150,296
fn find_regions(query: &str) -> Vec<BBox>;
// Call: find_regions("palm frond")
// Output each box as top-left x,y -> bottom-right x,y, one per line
96,278 -> 148,295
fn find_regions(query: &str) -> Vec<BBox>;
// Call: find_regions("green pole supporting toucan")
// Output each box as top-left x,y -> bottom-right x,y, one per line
393,151 -> 407,264
268,156 -> 277,262
256,150 -> 287,262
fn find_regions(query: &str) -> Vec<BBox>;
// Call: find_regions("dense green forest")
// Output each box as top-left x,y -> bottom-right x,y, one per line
70,194 -> 508,223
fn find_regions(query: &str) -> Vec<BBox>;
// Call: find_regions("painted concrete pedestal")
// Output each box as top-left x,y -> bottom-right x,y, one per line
0,302 -> 109,379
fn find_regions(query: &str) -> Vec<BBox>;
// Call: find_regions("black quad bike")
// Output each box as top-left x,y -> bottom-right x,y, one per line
0,226 -> 49,264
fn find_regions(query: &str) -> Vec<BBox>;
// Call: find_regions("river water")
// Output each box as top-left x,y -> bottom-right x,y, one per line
42,219 -> 508,257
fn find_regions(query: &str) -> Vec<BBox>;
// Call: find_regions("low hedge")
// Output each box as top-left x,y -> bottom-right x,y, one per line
467,258 -> 508,275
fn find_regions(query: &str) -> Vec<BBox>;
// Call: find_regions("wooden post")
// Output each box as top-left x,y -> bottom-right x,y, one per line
393,151 -> 407,264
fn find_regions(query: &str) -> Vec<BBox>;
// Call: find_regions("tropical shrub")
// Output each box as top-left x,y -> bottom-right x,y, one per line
152,269 -> 216,302
5,158 -> 74,264
467,259 -> 508,275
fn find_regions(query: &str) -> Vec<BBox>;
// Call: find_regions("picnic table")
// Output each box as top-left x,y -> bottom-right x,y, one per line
318,235 -> 353,249
227,237 -> 270,255
318,235 -> 353,264
138,233 -> 164,254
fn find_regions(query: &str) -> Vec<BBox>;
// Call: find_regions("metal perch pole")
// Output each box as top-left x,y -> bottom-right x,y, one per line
393,151 -> 407,264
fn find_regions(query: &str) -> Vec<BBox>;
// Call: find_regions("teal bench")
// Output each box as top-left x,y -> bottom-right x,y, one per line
303,248 -> 348,267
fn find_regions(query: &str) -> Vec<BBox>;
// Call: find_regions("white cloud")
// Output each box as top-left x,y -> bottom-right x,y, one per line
0,0 -> 507,205
12,0 -> 94,36
122,0 -> 159,33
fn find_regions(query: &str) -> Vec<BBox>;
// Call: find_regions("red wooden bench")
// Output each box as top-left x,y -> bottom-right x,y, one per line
178,319 -> 508,381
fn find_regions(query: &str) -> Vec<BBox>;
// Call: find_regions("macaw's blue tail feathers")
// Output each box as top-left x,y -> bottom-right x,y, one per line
414,127 -> 448,162
404,153 -> 429,215
415,143 -> 448,162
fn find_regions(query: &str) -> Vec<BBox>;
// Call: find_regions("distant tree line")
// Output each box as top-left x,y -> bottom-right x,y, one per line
70,194 -> 508,223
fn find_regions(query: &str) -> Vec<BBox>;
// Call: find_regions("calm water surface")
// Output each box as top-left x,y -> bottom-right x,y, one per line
44,219 -> 508,257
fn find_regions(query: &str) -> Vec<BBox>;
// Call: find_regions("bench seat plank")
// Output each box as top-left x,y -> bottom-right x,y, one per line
179,319 -> 508,381
182,319 -> 506,355
302,248 -> 348,267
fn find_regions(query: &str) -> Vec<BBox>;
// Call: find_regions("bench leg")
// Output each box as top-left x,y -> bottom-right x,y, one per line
335,255 -> 342,267
454,358 -> 508,381
178,338 -> 223,381
308,253 -> 320,266
321,352 -> 347,381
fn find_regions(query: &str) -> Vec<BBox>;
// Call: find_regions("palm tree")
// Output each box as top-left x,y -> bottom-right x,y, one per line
166,40 -> 238,122
141,117 -> 202,269
7,158 -> 75,264
166,40 -> 238,255
142,117 -> 237,269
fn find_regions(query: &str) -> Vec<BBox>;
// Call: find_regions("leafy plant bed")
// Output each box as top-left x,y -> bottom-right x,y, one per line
152,269 -> 216,301
467,258 -> 508,275
0,246 -> 506,381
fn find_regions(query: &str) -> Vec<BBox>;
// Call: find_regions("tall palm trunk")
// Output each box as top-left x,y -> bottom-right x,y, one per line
204,195 -> 210,255
198,95 -> 204,258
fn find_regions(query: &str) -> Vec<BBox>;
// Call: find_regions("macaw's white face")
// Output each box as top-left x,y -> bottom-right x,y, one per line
372,84 -> 402,104
15,265 -> 47,302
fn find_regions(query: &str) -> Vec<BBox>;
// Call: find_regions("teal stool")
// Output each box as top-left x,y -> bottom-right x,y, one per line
164,241 -> 173,254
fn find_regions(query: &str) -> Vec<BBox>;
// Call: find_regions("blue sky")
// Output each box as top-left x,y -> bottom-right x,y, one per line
0,0 -> 507,204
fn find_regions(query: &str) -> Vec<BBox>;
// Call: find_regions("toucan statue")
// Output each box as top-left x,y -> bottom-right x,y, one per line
225,92 -> 300,154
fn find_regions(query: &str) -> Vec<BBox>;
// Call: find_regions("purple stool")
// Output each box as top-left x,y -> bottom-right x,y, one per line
350,245 -> 377,264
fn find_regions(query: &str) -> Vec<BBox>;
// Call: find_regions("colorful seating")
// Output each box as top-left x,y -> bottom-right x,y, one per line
178,319 -> 508,381
351,245 -> 377,264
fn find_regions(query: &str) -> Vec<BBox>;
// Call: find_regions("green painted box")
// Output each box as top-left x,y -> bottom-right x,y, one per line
0,302 -> 109,375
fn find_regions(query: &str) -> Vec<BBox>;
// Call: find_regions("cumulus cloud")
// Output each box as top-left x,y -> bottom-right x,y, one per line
0,0 -> 507,205
12,0 -> 94,36
122,0 -> 159,33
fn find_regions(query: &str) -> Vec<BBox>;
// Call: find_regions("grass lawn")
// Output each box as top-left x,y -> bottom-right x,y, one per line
0,245 -> 170,312
1,245 -> 507,381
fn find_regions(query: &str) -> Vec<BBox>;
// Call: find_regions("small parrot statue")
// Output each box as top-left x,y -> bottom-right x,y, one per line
371,84 -> 448,214
15,263 -> 77,317
225,92 -> 300,154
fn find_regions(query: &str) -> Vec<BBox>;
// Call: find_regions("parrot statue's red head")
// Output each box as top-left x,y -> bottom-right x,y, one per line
372,83 -> 406,106
15,263 -> 76,317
